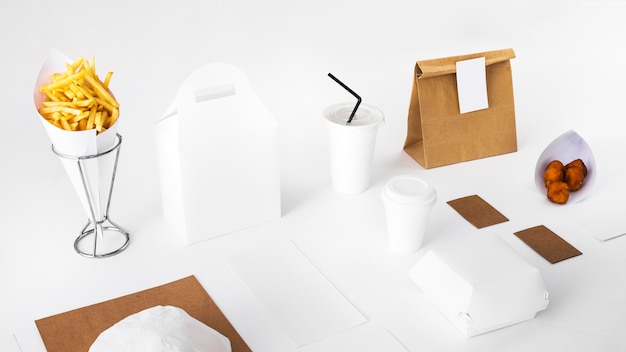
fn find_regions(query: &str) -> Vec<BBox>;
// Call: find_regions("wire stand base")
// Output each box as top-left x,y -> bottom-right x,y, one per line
74,217 -> 130,258
53,133 -> 130,259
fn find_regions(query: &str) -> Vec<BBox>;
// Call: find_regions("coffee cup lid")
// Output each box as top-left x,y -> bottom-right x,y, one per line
323,102 -> 384,128
382,175 -> 437,205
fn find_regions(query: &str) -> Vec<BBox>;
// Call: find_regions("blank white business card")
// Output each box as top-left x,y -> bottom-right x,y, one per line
456,57 -> 489,114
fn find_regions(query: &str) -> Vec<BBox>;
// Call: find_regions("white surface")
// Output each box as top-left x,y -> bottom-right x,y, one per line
3,0 -> 626,351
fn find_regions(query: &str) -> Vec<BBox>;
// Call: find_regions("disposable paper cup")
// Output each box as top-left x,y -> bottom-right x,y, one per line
323,102 -> 384,194
381,175 -> 437,253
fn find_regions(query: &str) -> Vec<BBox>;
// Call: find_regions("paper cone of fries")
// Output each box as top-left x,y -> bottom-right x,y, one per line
34,49 -> 128,257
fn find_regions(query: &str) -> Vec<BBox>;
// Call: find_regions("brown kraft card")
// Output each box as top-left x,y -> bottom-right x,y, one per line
447,194 -> 509,229
514,225 -> 582,264
35,275 -> 251,352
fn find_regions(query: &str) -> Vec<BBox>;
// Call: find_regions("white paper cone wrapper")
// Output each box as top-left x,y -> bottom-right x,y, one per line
34,49 -> 120,221
534,130 -> 596,204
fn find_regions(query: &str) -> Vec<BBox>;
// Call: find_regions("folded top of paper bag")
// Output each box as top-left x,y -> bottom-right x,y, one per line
88,305 -> 232,352
416,48 -> 515,79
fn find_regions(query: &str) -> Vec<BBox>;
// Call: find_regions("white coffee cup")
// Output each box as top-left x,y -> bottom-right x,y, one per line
381,175 -> 437,253
323,102 -> 384,194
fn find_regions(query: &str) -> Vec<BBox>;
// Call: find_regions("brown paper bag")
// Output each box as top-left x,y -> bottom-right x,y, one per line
403,48 -> 518,169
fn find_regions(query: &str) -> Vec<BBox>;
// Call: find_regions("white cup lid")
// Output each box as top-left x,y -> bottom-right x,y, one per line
382,175 -> 437,206
323,102 -> 385,128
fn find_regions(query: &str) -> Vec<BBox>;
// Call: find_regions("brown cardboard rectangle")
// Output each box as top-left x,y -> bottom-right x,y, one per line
514,225 -> 582,264
35,275 -> 251,352
447,194 -> 509,229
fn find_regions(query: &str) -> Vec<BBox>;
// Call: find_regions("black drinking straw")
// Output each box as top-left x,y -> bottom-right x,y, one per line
328,73 -> 361,123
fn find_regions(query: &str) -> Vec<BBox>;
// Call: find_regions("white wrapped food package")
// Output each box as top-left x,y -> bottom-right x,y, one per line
409,235 -> 549,337
89,305 -> 232,352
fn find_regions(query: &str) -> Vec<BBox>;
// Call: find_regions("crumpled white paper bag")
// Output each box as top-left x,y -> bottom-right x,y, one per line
534,130 -> 596,204
89,305 -> 231,352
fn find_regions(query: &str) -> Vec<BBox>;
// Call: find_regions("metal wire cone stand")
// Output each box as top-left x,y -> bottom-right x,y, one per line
52,133 -> 130,258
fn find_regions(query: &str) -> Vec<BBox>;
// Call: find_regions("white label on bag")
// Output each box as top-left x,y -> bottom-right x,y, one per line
456,57 -> 489,114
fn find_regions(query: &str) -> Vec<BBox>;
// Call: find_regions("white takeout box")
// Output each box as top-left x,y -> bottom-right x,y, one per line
409,235 -> 549,337
155,63 -> 281,245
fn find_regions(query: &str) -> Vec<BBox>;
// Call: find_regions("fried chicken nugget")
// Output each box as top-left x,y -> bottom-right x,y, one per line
544,160 -> 565,188
547,181 -> 569,204
565,164 -> 585,191
566,159 -> 588,176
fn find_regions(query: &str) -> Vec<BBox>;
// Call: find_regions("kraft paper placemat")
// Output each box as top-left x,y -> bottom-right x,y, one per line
447,194 -> 509,229
514,225 -> 582,264
35,275 -> 251,352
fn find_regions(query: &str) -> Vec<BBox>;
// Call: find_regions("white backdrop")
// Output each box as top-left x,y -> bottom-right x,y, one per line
2,0 -> 626,351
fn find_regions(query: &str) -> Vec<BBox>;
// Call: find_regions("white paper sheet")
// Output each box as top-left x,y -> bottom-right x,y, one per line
228,240 -> 367,347
299,323 -> 408,352
572,208 -> 626,241
456,57 -> 489,114
12,321 -> 46,352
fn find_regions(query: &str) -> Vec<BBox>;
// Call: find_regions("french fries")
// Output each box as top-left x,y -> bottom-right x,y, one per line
38,56 -> 119,134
